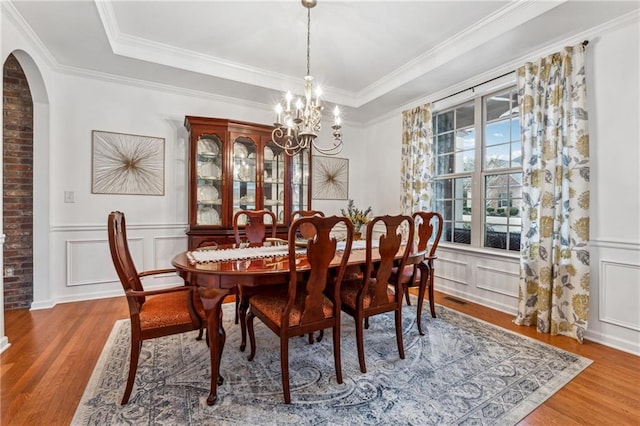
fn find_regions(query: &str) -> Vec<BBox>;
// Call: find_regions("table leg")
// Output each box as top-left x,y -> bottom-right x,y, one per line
198,287 -> 229,405
416,263 -> 431,336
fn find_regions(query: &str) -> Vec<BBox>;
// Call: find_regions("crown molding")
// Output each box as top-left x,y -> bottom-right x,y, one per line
365,8 -> 640,127
355,0 -> 567,108
2,1 -> 58,67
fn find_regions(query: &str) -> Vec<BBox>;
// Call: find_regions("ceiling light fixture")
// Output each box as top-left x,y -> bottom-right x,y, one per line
271,0 -> 342,156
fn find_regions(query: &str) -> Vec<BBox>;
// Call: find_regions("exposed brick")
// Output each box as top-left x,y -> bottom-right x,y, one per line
3,53 -> 33,310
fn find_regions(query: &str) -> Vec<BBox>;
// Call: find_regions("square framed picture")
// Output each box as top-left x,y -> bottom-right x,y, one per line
312,156 -> 348,200
91,130 -> 165,195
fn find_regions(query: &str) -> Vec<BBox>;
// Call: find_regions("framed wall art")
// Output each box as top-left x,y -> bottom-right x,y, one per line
91,130 -> 165,195
312,156 -> 348,200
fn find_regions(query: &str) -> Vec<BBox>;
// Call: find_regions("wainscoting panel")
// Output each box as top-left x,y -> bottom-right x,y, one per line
438,257 -> 468,285
476,264 -> 520,298
66,237 -> 143,287
153,235 -> 188,271
599,259 -> 640,332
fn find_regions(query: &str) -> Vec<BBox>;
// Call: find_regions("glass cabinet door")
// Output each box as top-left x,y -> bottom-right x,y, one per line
292,150 -> 310,214
196,135 -> 223,226
232,136 -> 257,224
263,142 -> 286,224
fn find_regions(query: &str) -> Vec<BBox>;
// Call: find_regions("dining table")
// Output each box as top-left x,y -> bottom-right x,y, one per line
171,239 -> 426,405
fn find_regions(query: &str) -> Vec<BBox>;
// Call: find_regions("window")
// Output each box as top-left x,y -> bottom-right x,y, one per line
433,87 -> 521,252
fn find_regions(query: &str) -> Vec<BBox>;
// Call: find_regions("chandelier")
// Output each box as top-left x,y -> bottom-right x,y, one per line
271,0 -> 343,156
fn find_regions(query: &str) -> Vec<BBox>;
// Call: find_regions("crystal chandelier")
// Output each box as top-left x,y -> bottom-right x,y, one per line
271,0 -> 343,156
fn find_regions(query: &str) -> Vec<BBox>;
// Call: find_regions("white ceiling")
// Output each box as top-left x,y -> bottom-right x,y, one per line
6,0 -> 639,124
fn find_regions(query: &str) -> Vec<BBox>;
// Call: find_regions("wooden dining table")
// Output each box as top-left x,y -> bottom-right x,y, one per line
171,241 -> 426,405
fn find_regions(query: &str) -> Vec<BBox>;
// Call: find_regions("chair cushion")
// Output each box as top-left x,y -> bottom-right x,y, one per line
391,265 -> 418,286
140,291 -> 199,330
340,278 -> 394,310
250,287 -> 335,327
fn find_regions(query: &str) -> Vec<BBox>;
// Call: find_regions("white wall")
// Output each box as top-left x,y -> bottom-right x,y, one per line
1,7 -> 638,356
362,17 -> 640,355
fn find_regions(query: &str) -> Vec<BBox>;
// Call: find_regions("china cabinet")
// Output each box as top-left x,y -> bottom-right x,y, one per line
184,116 -> 311,248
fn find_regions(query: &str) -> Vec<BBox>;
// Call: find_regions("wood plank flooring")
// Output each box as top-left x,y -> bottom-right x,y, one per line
2,291 -> 639,425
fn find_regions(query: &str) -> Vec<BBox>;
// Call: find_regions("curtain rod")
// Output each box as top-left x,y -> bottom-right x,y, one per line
432,40 -> 589,105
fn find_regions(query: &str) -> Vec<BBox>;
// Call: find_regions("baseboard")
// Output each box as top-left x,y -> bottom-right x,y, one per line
0,336 -> 10,354
584,329 -> 640,356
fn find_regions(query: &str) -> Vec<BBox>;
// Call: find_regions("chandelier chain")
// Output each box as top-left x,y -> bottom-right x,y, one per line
306,7 -> 311,77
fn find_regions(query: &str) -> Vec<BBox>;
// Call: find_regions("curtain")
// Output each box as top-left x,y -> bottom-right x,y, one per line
400,104 -> 433,216
514,43 -> 590,343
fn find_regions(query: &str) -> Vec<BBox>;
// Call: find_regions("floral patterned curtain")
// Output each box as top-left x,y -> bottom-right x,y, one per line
400,104 -> 433,215
514,43 -> 590,343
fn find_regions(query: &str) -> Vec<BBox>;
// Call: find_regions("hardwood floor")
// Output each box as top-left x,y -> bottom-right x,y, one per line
2,291 -> 639,425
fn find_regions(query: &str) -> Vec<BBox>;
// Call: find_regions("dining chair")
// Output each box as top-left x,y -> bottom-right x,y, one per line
246,215 -> 354,403
340,214 -> 414,374
291,209 -> 326,343
393,211 -> 443,335
233,209 -> 278,351
291,209 -> 325,238
107,211 -> 205,404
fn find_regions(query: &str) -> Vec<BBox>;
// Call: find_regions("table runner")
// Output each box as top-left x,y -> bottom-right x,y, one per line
186,240 -> 376,264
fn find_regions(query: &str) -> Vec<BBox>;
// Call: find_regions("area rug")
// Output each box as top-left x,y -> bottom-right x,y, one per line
72,300 -> 591,425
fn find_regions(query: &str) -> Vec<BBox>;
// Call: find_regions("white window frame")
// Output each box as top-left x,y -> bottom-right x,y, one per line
431,74 -> 520,253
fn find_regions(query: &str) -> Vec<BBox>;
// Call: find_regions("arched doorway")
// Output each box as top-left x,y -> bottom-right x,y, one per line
1,49 -> 50,351
3,53 -> 34,310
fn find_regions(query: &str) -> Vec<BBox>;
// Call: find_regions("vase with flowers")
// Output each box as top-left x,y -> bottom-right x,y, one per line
341,199 -> 372,239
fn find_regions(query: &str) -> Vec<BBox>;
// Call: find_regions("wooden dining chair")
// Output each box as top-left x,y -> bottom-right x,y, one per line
340,214 -> 414,373
291,209 -> 326,343
233,209 -> 278,351
107,211 -> 205,404
246,215 -> 354,403
393,211 -> 443,335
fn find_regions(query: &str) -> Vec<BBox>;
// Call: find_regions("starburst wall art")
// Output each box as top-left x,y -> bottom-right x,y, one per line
91,130 -> 165,195
312,156 -> 348,200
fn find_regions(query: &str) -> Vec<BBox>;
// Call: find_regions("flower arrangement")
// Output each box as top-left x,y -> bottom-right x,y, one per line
341,199 -> 372,232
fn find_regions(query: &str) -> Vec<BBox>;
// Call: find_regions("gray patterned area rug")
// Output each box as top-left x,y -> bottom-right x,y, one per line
73,300 -> 591,425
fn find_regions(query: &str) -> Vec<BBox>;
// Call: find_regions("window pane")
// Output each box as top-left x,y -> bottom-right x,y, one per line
436,153 -> 454,175
456,128 -> 475,150
456,102 -> 475,128
486,91 -> 512,121
436,132 -> 454,155
434,178 -> 452,199
486,120 -> 510,146
461,149 -> 475,172
485,144 -> 510,169
436,110 -> 454,133
453,222 -> 471,244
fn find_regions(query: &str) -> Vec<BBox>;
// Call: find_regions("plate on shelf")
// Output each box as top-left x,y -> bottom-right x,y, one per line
198,207 -> 220,225
198,185 -> 218,202
198,139 -> 219,156
234,143 -> 248,158
199,162 -> 221,179
238,166 -> 253,181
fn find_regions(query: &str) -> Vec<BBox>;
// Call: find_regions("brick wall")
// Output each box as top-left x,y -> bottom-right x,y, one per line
3,54 -> 34,310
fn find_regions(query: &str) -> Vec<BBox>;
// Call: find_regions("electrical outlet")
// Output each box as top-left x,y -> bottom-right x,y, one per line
4,267 -> 14,277
64,191 -> 75,203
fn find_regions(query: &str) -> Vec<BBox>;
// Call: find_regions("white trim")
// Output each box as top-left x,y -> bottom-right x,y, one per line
0,337 -> 10,355
599,259 -> 640,332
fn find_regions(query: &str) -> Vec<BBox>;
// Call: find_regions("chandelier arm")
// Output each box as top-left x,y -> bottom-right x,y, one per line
311,141 -> 344,155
